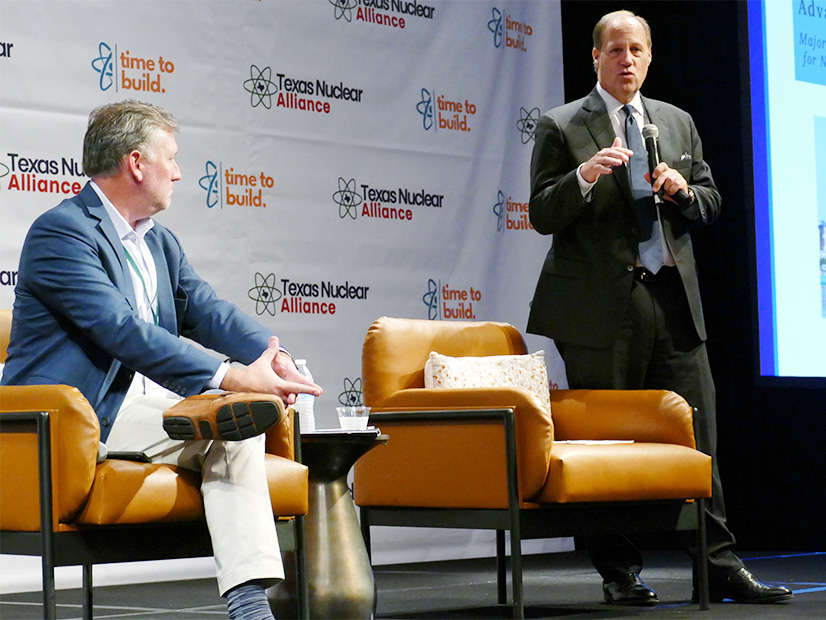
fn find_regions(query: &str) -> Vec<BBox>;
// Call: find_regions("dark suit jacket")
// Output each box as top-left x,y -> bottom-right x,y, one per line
1,182 -> 272,439
526,88 -> 721,349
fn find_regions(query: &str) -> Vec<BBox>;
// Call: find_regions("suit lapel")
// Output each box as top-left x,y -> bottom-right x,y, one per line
145,230 -> 176,334
641,97 -> 680,250
78,182 -> 138,311
582,89 -> 633,205
642,97 -> 675,165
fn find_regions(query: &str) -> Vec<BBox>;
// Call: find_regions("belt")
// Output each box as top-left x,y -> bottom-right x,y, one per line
634,265 -> 677,283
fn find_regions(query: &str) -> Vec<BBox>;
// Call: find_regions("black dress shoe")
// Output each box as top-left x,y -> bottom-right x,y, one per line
708,567 -> 794,604
603,573 -> 659,606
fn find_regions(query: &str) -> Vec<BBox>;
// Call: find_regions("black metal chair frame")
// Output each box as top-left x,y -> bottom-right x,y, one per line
0,410 -> 310,620
358,408 -> 710,620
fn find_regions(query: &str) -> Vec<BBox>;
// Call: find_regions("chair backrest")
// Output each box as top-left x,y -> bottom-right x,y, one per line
362,316 -> 527,409
1,309 -> 11,363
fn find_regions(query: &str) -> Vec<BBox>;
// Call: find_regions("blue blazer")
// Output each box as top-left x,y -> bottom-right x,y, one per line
2,182 -> 273,439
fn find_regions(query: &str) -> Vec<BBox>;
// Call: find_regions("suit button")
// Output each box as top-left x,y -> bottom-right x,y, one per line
626,265 -> 634,272
101,416 -> 110,427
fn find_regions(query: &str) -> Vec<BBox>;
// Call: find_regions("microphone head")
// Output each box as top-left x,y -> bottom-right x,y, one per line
642,124 -> 659,140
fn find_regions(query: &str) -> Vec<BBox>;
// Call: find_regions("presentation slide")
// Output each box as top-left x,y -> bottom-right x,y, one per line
750,0 -> 826,380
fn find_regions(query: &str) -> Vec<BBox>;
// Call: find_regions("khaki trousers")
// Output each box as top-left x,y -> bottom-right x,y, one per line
105,393 -> 284,595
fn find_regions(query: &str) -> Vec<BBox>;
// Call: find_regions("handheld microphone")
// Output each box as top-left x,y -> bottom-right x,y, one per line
641,124 -> 691,209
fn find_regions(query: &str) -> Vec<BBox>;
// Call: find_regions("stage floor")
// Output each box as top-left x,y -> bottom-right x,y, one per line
1,550 -> 822,619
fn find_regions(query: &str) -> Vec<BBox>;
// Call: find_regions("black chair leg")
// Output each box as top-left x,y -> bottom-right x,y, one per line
496,530 -> 507,604
295,516 -> 310,620
696,498 -> 710,610
40,554 -> 56,620
510,529 -> 524,620
82,564 -> 93,619
34,411 -> 58,620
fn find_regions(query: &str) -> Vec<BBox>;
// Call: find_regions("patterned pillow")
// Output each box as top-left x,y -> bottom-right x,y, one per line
424,351 -> 551,414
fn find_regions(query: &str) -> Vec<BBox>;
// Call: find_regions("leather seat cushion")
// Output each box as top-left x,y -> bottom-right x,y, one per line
75,454 -> 308,525
75,460 -> 205,525
537,442 -> 711,504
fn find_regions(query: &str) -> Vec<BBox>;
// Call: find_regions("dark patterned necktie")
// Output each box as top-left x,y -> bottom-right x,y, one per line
623,104 -> 663,272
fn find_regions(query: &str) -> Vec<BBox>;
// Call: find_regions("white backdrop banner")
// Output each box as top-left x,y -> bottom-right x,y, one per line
0,0 -> 566,431
1,0 -> 569,577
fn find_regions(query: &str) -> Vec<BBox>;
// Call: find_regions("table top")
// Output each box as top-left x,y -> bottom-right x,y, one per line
301,427 -> 385,441
299,428 -> 388,481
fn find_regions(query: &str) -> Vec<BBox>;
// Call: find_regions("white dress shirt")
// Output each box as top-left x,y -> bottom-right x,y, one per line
90,181 -> 228,399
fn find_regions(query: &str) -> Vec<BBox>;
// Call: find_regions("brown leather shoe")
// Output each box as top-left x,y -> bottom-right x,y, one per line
162,393 -> 284,441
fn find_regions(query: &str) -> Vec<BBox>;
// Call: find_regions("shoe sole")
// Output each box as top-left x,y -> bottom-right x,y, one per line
603,596 -> 659,606
694,591 -> 794,604
163,400 -> 281,441
709,593 -> 794,604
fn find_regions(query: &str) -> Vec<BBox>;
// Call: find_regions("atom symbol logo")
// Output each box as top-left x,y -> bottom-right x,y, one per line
333,177 -> 362,219
329,0 -> 358,22
488,8 -> 504,49
517,107 -> 541,144
493,190 -> 506,232
338,377 -> 363,406
248,273 -> 283,316
416,88 -> 434,132
243,65 -> 277,109
91,42 -> 115,91
422,278 -> 440,320
199,161 -> 220,209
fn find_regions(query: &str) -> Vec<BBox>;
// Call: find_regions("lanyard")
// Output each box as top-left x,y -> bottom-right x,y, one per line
122,245 -> 159,326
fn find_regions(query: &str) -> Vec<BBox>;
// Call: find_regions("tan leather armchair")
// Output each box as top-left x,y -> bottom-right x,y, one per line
0,309 -> 309,619
353,317 -> 712,618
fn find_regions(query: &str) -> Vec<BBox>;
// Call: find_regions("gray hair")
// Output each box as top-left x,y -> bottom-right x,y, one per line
82,100 -> 179,178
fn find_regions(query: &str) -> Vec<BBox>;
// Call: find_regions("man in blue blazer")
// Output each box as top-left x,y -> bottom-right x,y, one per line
1,100 -> 321,619
527,10 -> 792,607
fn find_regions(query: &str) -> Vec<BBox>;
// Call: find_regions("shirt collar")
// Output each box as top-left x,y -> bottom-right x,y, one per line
596,83 -> 645,119
90,180 -> 155,242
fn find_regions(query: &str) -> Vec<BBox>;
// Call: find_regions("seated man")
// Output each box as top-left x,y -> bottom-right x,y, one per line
0,100 -> 322,620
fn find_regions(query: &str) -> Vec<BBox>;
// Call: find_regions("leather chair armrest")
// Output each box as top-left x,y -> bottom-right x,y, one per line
265,405 -> 297,461
376,387 -> 554,502
550,389 -> 697,448
0,385 -> 100,531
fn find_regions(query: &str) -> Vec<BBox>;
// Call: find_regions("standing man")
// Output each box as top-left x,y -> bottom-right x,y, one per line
1,100 -> 322,619
527,10 -> 792,606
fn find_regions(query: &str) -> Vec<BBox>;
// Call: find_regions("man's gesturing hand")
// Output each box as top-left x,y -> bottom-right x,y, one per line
220,337 -> 323,405
580,137 -> 632,184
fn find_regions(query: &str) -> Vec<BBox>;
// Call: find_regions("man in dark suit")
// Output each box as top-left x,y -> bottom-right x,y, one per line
527,10 -> 792,606
1,100 -> 322,619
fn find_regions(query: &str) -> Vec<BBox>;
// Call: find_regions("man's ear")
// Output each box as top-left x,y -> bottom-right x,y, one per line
126,149 -> 144,182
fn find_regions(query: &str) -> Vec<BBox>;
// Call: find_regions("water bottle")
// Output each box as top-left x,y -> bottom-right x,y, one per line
294,359 -> 316,432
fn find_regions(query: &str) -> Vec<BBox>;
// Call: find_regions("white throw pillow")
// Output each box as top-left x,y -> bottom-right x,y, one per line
424,351 -> 551,414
